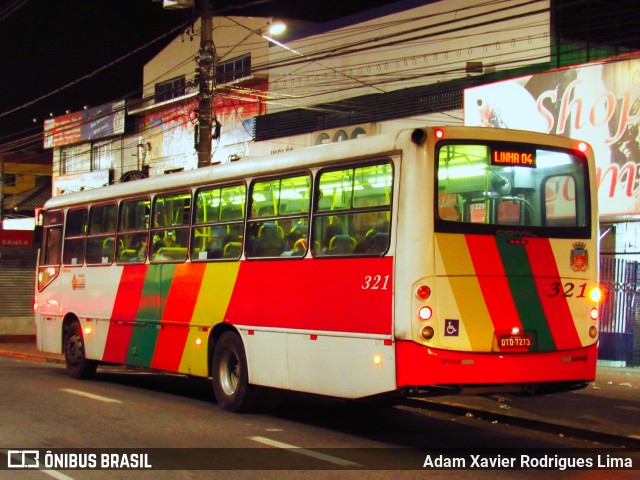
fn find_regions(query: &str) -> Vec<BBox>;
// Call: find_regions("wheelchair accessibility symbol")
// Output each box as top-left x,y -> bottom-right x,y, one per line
445,319 -> 459,336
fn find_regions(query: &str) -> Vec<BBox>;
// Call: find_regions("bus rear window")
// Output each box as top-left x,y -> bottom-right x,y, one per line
436,143 -> 590,236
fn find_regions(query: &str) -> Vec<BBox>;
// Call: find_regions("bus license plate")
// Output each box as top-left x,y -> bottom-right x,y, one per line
498,334 -> 532,352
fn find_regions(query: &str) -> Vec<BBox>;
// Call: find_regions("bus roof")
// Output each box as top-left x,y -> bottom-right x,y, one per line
44,128 -> 409,210
43,126 -> 590,210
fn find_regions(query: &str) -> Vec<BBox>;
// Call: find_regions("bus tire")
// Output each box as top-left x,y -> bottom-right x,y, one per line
63,321 -> 97,379
211,332 -> 258,412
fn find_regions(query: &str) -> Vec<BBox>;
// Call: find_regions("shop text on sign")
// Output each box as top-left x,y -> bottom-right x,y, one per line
491,148 -> 536,167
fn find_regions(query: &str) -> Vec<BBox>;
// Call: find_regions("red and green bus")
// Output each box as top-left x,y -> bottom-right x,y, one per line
34,126 -> 601,411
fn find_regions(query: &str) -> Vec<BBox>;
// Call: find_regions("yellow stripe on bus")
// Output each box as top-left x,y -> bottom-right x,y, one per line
179,262 -> 241,375
435,234 -> 495,350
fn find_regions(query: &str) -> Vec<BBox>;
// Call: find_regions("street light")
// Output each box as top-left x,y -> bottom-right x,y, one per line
266,21 -> 286,37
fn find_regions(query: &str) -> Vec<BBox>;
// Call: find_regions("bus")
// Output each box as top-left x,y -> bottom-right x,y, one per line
34,126 -> 601,412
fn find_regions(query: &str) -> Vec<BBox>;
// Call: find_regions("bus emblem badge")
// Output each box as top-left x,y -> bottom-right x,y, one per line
570,242 -> 588,272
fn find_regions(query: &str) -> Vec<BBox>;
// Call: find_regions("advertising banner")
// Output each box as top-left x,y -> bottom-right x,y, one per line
464,57 -> 640,219
44,100 -> 125,149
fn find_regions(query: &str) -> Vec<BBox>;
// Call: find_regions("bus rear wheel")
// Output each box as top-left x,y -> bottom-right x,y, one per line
211,332 -> 259,412
63,321 -> 97,379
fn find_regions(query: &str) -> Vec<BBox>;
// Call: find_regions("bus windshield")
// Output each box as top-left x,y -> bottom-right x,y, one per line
436,142 -> 590,237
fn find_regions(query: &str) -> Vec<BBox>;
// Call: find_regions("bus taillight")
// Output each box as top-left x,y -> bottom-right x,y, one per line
418,306 -> 432,321
416,285 -> 431,300
590,307 -> 599,321
420,326 -> 435,340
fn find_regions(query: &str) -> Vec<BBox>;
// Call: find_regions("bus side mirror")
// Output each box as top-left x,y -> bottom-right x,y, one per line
32,225 -> 43,249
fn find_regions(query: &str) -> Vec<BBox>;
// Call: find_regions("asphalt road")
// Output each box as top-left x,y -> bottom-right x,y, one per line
0,356 -> 638,480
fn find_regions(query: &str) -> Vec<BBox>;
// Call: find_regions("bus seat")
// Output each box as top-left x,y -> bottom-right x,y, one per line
223,241 -> 242,258
257,222 -> 284,238
253,223 -> 285,256
329,234 -> 356,254
291,238 -> 308,256
439,206 -> 461,221
155,247 -> 187,260
367,232 -> 389,253
119,248 -> 138,262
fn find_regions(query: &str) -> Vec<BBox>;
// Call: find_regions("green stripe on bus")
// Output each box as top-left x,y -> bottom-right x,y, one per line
496,237 -> 556,352
126,264 -> 176,366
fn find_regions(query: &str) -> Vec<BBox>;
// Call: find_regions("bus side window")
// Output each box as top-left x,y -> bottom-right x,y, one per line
313,162 -> 392,257
246,175 -> 310,259
86,203 -> 117,265
150,192 -> 191,262
38,210 -> 64,290
191,184 -> 246,261
63,208 -> 87,266
42,210 -> 64,266
117,198 -> 150,263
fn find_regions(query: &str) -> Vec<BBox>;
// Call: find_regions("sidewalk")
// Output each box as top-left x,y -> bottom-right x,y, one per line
411,365 -> 640,445
1,338 -> 639,445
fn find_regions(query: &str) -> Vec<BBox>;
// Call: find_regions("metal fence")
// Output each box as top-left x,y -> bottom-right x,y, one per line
598,256 -> 639,365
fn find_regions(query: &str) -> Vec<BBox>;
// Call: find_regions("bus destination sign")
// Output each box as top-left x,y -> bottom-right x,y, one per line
491,146 -> 536,168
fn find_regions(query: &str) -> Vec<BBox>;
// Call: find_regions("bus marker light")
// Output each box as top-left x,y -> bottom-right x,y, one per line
511,327 -> 520,335
195,338 -> 202,346
507,238 -> 528,245
416,285 -> 431,300
589,287 -> 602,303
420,326 -> 435,340
578,141 -> 588,152
589,326 -> 598,338
84,326 -> 92,336
590,307 -> 599,321
418,306 -> 432,320
373,354 -> 382,366
435,128 -> 444,139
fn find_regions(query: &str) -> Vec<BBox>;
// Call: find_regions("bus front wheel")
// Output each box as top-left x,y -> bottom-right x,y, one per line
63,321 -> 97,379
211,332 -> 259,412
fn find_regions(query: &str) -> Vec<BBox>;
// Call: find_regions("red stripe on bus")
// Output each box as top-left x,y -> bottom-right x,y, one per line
151,263 -> 207,371
465,235 -> 523,333
102,265 -> 148,364
525,239 -> 581,350
225,257 -> 393,334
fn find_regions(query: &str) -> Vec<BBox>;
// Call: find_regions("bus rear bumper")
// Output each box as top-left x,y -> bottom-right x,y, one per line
395,341 -> 597,389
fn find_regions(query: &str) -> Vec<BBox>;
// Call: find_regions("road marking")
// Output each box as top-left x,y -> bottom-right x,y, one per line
41,469 -> 78,480
248,436 -> 360,466
0,450 -> 77,480
60,388 -> 122,403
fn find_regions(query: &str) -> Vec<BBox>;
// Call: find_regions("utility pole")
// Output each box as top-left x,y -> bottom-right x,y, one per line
195,0 -> 215,168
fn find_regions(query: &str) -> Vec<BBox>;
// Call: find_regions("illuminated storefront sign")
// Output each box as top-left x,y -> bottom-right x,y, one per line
464,57 -> 640,219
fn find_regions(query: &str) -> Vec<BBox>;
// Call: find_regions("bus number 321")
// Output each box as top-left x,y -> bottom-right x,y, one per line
362,275 -> 391,290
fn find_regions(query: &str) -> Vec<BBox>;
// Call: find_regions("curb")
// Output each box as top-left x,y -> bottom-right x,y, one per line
0,349 -> 63,364
401,398 -> 640,449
